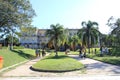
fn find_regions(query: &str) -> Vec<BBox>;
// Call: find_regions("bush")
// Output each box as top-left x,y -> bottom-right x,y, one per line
111,48 -> 120,56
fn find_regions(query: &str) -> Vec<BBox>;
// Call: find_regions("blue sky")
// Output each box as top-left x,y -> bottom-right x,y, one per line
30,0 -> 120,34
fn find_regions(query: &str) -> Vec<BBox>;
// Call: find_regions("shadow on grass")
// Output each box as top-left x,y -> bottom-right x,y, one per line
11,49 -> 35,59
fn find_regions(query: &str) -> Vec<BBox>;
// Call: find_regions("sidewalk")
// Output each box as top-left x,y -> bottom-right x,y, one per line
1,55 -> 120,77
69,55 -> 120,75
1,76 -> 120,80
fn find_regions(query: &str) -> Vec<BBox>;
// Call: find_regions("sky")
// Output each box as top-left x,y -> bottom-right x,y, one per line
30,0 -> 120,34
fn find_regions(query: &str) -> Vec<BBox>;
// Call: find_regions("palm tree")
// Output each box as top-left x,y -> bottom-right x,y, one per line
46,24 -> 65,57
78,20 -> 99,53
60,29 -> 69,51
68,35 -> 81,51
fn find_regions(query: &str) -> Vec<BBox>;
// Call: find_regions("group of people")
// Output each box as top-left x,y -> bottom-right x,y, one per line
100,46 -> 109,56
35,49 -> 46,58
79,46 -> 86,58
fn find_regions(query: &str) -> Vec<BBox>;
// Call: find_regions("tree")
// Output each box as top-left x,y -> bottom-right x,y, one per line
107,17 -> 120,47
78,20 -> 99,53
19,25 -> 37,48
20,25 -> 37,37
68,35 -> 81,51
59,29 -> 69,51
46,24 -> 65,57
5,35 -> 19,46
0,0 -> 36,38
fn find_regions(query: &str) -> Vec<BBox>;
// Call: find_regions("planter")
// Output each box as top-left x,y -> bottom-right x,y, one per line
0,56 -> 3,69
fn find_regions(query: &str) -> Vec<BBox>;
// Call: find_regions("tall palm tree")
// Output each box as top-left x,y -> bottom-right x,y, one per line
46,24 -> 64,57
78,20 -> 99,53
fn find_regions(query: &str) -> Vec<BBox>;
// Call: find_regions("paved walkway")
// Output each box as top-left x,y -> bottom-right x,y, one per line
69,55 -> 120,75
0,55 -> 120,77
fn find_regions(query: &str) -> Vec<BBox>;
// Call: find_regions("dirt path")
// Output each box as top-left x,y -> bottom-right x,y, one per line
1,55 -> 120,77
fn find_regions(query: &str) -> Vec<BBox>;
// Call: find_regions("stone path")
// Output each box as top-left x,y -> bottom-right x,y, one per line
0,55 -> 120,77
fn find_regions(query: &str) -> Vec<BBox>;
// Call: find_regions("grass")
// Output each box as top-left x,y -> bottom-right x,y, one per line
32,52 -> 84,72
87,52 -> 120,66
69,51 -> 79,55
68,48 -> 100,55
0,49 -> 35,68
68,48 -> 120,66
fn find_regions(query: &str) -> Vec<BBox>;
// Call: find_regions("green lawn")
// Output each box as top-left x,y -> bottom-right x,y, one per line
67,48 -> 120,66
69,51 -> 79,55
85,47 -> 120,65
32,52 -> 84,72
68,48 -> 100,55
87,54 -> 120,65
0,49 -> 35,68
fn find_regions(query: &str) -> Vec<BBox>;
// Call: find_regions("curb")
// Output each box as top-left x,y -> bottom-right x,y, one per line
30,66 -> 85,73
0,53 -> 51,73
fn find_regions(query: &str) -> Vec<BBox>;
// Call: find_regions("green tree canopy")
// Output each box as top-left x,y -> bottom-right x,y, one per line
107,16 -> 120,47
0,0 -> 36,38
5,35 -> 19,45
46,24 -> 65,56
20,25 -> 37,37
68,35 -> 81,51
78,20 -> 100,53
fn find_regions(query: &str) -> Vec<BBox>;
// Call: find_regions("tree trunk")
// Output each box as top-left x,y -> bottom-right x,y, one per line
88,30 -> 90,54
55,37 -> 58,57
64,42 -> 67,51
73,42 -> 76,51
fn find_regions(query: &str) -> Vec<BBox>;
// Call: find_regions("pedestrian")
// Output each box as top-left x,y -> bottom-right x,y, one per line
100,46 -> 103,57
94,48 -> 96,54
105,47 -> 108,55
79,45 -> 83,58
79,49 -> 82,58
42,49 -> 46,57
82,46 -> 86,59
102,46 -> 105,55
83,48 -> 86,58
35,49 -> 39,57
38,49 -> 40,57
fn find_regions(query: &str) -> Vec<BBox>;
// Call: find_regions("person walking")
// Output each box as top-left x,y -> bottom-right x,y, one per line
79,45 -> 83,58
42,49 -> 46,57
38,49 -> 40,57
100,46 -> 103,56
35,49 -> 38,58
83,47 -> 86,58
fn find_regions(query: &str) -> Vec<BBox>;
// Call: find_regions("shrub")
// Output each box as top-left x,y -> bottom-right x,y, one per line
111,48 -> 120,56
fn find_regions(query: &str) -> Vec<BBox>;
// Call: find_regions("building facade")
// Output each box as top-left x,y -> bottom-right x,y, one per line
20,33 -> 38,49
68,29 -> 79,36
20,29 -> 79,49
